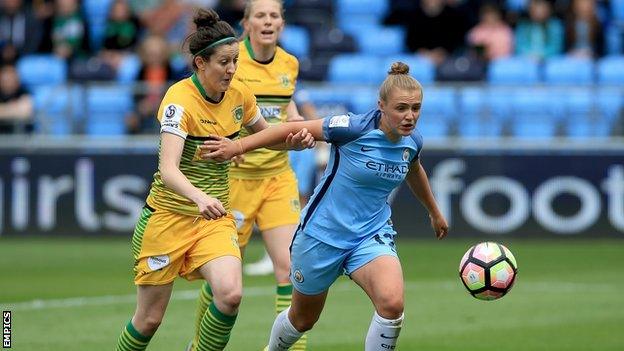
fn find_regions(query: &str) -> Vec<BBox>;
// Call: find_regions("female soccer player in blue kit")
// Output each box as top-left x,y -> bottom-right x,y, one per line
200,61 -> 449,351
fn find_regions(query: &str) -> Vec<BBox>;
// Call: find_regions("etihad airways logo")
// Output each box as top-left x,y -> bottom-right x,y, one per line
365,161 -> 408,180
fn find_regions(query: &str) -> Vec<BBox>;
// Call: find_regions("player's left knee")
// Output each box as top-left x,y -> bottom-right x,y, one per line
376,295 -> 404,319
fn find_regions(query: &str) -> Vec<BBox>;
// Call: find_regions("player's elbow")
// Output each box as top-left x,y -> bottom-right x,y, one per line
159,163 -> 177,188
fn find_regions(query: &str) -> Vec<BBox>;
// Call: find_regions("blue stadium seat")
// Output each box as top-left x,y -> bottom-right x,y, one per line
327,54 -> 382,84
565,115 -> 612,138
336,0 -> 389,17
85,85 -> 133,136
421,87 -> 457,122
84,0 -> 114,50
510,114 -> 558,138
506,0 -> 528,12
459,87 -> 486,117
596,87 -> 624,121
32,85 -> 84,135
280,25 -> 310,58
559,88 -> 593,119
417,118 -> 450,138
606,25 -> 623,55
511,87 -> 559,121
351,25 -> 405,56
597,56 -> 624,84
116,54 -> 141,83
16,55 -> 67,87
382,55 -> 435,84
612,0 -> 624,22
544,57 -> 594,85
350,87 -> 378,114
457,117 -> 504,138
303,86 -> 353,115
289,148 -> 317,196
487,57 -> 540,85
485,87 -> 515,121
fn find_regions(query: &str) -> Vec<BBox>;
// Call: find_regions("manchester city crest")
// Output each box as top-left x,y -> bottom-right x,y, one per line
293,269 -> 304,283
402,148 -> 410,162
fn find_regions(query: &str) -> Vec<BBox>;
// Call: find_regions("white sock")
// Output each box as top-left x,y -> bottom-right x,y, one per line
268,307 -> 304,351
365,311 -> 404,351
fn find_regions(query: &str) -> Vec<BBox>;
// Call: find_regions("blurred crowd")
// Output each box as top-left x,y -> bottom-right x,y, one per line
0,0 -> 623,135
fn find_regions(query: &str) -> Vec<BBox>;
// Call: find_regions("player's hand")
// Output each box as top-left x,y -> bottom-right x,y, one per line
429,213 -> 449,240
195,194 -> 227,220
199,135 -> 239,162
286,128 -> 316,150
231,154 -> 245,166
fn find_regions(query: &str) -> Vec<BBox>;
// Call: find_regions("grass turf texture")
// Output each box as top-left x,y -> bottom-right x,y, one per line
1,237 -> 622,351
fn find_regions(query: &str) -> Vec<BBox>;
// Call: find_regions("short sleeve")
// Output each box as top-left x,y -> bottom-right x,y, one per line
410,129 -> 424,161
322,112 -> 377,145
241,85 -> 261,127
158,91 -> 189,138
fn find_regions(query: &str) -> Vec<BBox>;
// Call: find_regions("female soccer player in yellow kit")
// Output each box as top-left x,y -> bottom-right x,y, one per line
190,1 -> 310,350
114,8 -> 312,351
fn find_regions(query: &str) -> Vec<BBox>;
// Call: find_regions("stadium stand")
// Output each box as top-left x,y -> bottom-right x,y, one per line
3,0 -> 622,140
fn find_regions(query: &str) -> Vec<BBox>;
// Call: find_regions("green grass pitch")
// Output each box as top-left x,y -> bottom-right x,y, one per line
1,237 -> 623,351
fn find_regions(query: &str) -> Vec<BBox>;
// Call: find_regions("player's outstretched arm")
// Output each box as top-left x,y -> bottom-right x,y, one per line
200,119 -> 325,162
405,160 -> 449,239
159,133 -> 227,220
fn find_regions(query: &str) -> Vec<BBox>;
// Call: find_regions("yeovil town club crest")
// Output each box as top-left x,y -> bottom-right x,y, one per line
232,105 -> 243,123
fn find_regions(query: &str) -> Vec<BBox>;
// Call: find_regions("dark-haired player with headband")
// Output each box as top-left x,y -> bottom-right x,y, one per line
200,62 -> 449,351
113,8 -> 313,351
189,1 -> 311,350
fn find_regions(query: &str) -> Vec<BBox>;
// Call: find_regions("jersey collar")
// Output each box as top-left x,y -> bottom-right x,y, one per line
244,36 -> 276,64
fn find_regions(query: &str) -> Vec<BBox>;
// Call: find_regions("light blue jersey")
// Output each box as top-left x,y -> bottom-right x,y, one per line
299,109 -> 423,249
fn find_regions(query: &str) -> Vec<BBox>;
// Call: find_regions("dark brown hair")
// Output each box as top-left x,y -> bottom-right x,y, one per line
186,9 -> 237,69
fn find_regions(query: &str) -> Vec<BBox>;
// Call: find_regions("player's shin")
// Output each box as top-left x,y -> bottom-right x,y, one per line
268,307 -> 304,351
365,311 -> 403,351
115,320 -> 152,351
276,284 -> 308,350
188,283 -> 213,350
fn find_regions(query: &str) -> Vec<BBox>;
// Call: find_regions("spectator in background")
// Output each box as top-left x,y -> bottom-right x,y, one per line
515,0 -> 564,60
215,0 -> 247,34
125,35 -> 173,134
50,0 -> 90,60
467,3 -> 514,61
0,64 -> 33,134
385,0 -> 468,66
100,0 -> 142,70
0,0 -> 45,64
130,0 -> 190,49
564,0 -> 604,58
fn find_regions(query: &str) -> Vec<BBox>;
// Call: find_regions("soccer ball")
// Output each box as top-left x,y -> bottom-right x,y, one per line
459,242 -> 518,300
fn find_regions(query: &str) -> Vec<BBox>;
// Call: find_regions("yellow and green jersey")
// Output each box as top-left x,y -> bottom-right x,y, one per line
229,38 -> 299,179
146,73 -> 260,216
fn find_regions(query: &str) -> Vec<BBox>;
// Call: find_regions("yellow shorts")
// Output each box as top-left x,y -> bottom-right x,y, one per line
132,205 -> 240,285
230,169 -> 301,247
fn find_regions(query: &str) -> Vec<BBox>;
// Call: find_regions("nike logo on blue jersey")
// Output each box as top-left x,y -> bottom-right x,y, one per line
361,146 -> 374,152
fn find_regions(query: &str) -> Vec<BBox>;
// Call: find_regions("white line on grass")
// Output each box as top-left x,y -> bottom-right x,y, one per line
2,280 -> 618,311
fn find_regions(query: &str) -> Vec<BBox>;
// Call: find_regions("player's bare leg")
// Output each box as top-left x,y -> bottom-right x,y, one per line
267,289 -> 327,351
115,283 -> 173,351
351,255 -> 404,351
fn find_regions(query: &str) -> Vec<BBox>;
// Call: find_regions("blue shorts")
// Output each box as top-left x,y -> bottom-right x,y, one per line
289,229 -> 398,295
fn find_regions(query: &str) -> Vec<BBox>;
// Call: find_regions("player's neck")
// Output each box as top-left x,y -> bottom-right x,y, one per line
250,40 -> 276,62
379,118 -> 402,143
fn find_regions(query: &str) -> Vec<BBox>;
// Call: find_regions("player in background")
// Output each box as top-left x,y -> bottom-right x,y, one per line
200,62 -> 449,351
113,9 -> 313,351
190,1 -> 311,350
